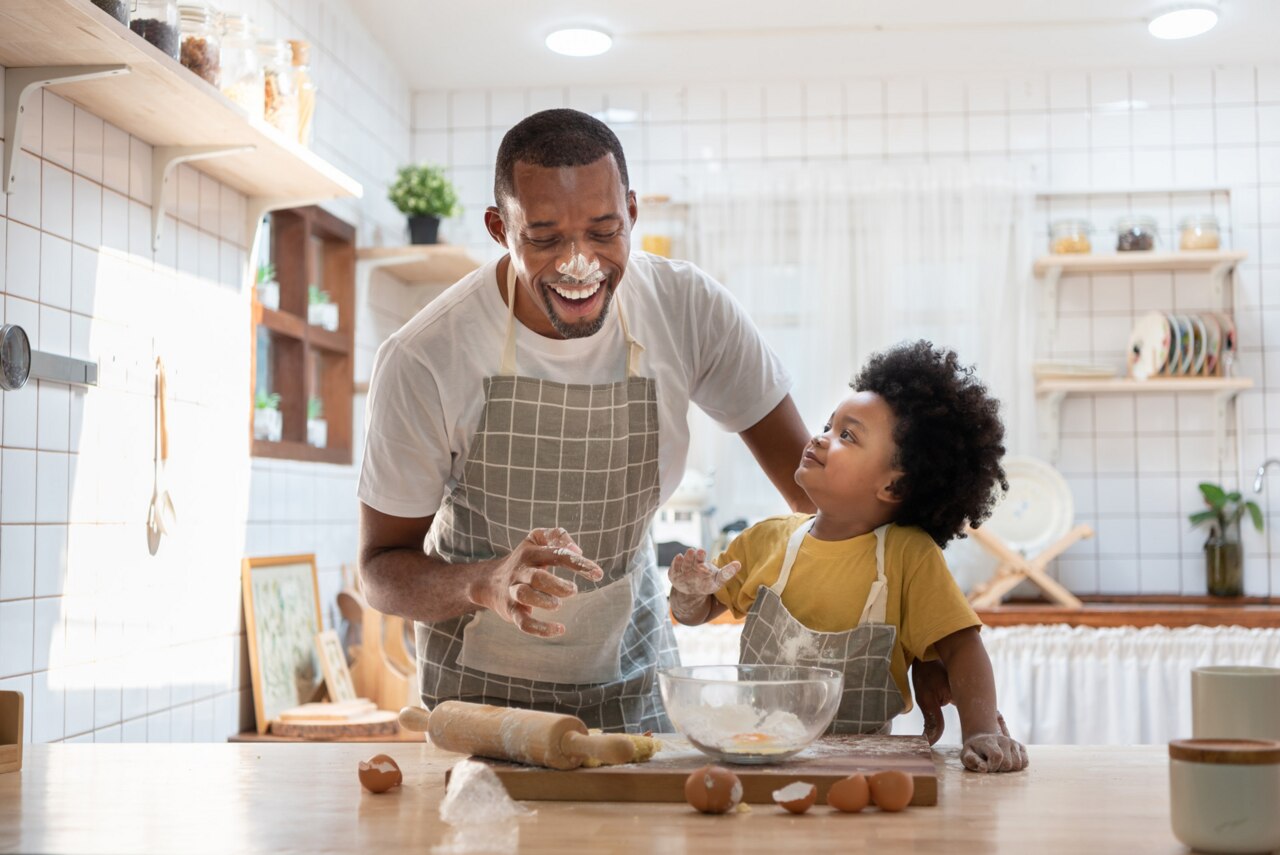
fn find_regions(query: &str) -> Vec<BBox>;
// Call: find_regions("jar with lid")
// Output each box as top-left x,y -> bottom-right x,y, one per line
258,39 -> 299,136
1050,219 -> 1092,254
289,40 -> 317,147
1179,214 -> 1221,250
219,13 -> 263,119
90,0 -> 129,26
1169,738 -> 1280,854
178,1 -> 220,86
130,0 -> 180,60
1115,215 -> 1158,252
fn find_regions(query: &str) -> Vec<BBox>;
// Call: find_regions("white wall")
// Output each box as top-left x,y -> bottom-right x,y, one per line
0,0 -> 412,744
413,67 -> 1280,597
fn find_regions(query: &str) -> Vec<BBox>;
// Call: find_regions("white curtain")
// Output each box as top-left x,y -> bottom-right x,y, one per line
683,163 -> 1036,532
674,623 -> 1280,745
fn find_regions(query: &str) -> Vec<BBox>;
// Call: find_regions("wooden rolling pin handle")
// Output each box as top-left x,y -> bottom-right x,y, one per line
561,731 -> 636,766
398,706 -> 431,732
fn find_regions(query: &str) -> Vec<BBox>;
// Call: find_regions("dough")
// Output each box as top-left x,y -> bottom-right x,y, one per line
579,730 -> 662,767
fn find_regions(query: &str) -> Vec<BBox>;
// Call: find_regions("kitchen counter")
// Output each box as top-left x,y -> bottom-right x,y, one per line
977,594 -> 1280,628
1,742 -> 1183,854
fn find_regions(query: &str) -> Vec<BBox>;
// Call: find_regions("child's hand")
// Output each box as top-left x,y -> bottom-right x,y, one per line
668,548 -> 740,596
961,713 -> 1029,773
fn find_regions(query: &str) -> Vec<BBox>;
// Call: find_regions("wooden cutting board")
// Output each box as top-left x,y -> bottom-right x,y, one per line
450,734 -> 938,806
268,710 -> 399,740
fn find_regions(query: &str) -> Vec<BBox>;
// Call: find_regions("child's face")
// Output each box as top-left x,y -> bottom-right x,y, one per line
795,391 -> 905,516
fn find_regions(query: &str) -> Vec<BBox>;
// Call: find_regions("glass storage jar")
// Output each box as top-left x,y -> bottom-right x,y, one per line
258,39 -> 299,136
1179,214 -> 1221,250
1116,215 -> 1159,252
219,13 -> 263,119
91,0 -> 129,26
130,0 -> 180,59
178,1 -> 220,86
290,40 -> 317,147
1050,219 -> 1093,254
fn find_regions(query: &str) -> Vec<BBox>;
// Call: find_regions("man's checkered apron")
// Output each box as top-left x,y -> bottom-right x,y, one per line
415,260 -> 678,732
739,518 -> 905,734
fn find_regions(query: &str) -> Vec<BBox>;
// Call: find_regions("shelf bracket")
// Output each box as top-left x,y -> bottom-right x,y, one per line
1037,389 -> 1067,464
244,196 -> 334,283
152,145 -> 254,251
1208,260 -> 1236,313
4,65 -> 130,195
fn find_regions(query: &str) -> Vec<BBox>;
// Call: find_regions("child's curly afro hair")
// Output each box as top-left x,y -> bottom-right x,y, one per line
853,340 -> 1008,547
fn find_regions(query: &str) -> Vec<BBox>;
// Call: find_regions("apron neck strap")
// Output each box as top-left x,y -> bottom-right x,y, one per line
500,257 -> 644,378
768,518 -> 892,626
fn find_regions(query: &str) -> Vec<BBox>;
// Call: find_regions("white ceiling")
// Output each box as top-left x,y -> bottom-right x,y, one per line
354,0 -> 1280,91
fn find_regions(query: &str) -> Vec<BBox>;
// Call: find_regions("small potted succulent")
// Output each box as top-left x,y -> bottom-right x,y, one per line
1188,482 -> 1264,597
256,262 -> 279,311
388,163 -> 460,244
307,285 -> 339,332
253,391 -> 282,442
306,396 -> 327,449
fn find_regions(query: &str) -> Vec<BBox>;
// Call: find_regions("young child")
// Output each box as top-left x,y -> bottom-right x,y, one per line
669,340 -> 1027,773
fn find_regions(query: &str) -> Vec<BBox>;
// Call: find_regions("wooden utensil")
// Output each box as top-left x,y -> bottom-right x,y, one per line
398,702 -> 637,770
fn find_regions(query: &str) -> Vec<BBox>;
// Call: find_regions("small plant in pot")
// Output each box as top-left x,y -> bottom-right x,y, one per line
256,262 -> 279,311
307,285 -> 339,332
388,163 -> 460,245
1188,482 -> 1263,597
253,391 -> 283,442
306,396 -> 327,449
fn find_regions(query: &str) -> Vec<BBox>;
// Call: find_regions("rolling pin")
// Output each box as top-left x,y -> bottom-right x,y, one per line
398,702 -> 637,770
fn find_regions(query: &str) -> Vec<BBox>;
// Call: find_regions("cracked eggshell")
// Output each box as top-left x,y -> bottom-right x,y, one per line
772,781 -> 817,814
684,765 -> 743,814
826,773 -> 870,813
868,770 -> 914,812
358,753 -> 403,794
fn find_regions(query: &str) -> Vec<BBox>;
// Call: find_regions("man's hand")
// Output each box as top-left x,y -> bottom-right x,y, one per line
468,527 -> 603,638
961,713 -> 1029,772
910,658 -> 953,745
668,548 -> 740,596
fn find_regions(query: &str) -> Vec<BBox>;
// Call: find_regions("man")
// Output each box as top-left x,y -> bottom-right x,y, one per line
357,108 -> 954,735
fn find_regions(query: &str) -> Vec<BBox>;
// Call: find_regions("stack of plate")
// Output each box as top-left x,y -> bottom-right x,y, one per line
1127,311 -> 1237,381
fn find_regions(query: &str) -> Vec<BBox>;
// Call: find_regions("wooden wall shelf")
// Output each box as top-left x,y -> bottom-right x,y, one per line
977,595 -> 1280,629
0,0 -> 361,249
356,245 -> 481,285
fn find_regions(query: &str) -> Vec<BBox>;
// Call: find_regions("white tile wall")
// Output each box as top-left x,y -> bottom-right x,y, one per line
0,0 -> 411,743
415,65 -> 1280,598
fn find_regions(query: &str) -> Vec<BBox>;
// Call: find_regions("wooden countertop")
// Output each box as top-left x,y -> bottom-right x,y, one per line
977,594 -> 1280,629
1,742 -> 1181,853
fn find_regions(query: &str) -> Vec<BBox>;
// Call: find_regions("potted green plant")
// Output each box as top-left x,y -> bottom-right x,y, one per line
256,262 -> 279,311
253,391 -> 282,442
388,163 -> 460,245
306,396 -> 327,449
1188,482 -> 1263,597
307,284 -> 338,332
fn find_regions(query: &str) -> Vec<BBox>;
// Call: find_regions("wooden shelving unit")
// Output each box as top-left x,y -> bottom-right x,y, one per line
0,0 -> 361,250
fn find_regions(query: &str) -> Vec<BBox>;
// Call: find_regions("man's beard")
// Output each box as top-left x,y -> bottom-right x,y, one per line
540,281 -> 614,339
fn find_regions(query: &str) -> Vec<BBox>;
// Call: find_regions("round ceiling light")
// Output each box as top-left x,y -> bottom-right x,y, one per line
546,28 -> 613,57
1148,4 -> 1219,39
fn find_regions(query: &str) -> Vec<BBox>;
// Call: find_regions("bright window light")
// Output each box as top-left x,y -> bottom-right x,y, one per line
546,28 -> 613,57
1148,4 -> 1219,39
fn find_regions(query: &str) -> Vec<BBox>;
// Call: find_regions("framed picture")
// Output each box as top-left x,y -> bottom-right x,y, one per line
314,629 -> 357,703
242,554 -> 324,734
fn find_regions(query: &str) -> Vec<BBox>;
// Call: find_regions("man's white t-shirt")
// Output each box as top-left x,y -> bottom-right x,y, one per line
357,252 -> 792,519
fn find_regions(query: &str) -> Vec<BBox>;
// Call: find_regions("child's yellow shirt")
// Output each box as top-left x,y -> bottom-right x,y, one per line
713,513 -> 982,711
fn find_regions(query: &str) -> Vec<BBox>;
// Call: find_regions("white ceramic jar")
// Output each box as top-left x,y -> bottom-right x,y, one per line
1169,738 -> 1280,854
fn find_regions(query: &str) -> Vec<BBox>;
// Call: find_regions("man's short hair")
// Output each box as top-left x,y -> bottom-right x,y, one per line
494,109 -> 629,210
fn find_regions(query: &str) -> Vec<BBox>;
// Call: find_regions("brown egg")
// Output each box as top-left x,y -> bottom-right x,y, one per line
772,781 -> 817,814
826,773 -> 870,813
358,753 -> 402,794
684,765 -> 743,814
868,770 -> 914,812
